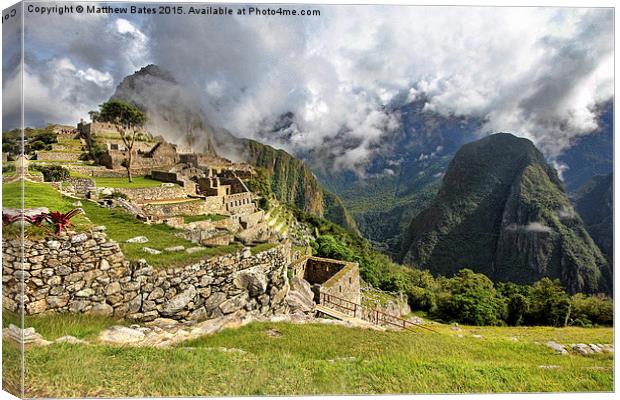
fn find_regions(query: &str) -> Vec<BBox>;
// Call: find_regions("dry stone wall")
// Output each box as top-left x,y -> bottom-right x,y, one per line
114,186 -> 189,203
2,230 -> 291,322
36,151 -> 83,161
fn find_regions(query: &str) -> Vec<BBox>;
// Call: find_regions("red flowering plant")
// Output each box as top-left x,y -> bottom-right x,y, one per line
46,208 -> 83,234
23,212 -> 48,227
2,213 -> 21,226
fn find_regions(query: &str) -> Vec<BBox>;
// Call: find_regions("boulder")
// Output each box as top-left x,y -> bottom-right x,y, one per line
546,341 -> 568,355
165,246 -> 185,252
286,277 -> 315,313
571,343 -> 593,355
55,335 -> 88,345
98,326 -> 146,345
142,247 -> 162,255
126,236 -> 149,244
3,324 -> 52,347
233,266 -> 268,297
219,294 -> 249,314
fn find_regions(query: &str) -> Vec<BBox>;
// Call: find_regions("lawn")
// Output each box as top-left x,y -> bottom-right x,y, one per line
2,181 -> 240,267
1,314 -> 613,398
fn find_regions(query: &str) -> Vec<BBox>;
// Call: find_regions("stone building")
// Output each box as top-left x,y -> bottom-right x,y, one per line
290,256 -> 361,306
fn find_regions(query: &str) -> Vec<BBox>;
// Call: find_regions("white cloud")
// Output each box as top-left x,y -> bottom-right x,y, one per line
8,6 -> 613,175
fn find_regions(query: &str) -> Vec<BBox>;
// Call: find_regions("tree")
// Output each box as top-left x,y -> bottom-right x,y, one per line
527,278 -> 571,327
312,234 -> 356,262
434,269 -> 506,326
98,100 -> 147,182
88,110 -> 101,122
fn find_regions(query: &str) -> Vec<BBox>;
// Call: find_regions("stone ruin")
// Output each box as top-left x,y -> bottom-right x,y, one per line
290,256 -> 361,306
56,119 -> 281,249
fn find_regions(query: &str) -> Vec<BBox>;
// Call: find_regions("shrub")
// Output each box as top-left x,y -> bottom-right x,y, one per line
312,234 -> 356,262
36,165 -> 70,182
47,208 -> 83,234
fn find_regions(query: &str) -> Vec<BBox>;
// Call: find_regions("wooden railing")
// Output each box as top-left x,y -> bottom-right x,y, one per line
320,292 -> 361,318
319,291 -> 437,333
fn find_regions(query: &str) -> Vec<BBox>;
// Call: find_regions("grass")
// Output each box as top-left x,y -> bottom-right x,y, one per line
2,181 -> 240,267
2,311 -> 123,340
78,198 -> 240,267
250,242 -> 278,255
1,317 -> 613,397
183,214 -> 228,223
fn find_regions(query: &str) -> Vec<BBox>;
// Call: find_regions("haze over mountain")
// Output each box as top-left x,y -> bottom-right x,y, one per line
399,133 -> 611,295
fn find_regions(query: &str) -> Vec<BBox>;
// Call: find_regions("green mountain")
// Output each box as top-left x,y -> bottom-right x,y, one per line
399,133 -> 611,294
240,138 -> 357,232
110,65 -> 357,232
573,173 -> 613,262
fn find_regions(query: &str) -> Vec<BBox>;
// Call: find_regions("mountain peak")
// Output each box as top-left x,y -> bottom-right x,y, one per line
400,133 -> 610,294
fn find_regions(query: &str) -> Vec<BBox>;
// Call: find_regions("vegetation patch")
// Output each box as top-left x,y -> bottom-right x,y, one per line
250,242 -> 278,255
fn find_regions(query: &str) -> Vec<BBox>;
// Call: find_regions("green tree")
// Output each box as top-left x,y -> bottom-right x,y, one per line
570,293 -> 613,326
435,269 -> 505,326
497,282 -> 531,326
526,278 -> 571,327
312,234 -> 356,262
98,100 -> 147,182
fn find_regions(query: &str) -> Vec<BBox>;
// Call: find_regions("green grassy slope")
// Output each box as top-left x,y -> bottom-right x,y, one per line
2,316 -> 612,397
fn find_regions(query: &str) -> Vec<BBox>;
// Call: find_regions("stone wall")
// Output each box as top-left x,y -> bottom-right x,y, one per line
114,186 -> 189,203
151,170 -> 179,183
66,166 -> 153,178
142,198 -> 226,218
62,177 -> 96,197
239,210 -> 265,229
2,230 -> 292,322
36,151 -> 83,161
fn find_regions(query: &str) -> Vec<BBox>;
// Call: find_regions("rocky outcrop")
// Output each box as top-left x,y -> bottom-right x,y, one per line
3,229 -> 292,322
286,277 -> 316,313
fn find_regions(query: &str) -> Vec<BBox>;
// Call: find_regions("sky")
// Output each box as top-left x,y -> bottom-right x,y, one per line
2,3 -> 614,173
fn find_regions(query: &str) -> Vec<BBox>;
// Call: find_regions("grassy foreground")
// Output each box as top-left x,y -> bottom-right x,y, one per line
2,312 -> 613,397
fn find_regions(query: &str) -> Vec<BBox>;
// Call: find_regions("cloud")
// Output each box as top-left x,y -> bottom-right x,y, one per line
3,9 -> 151,128
506,222 -> 554,233
5,6 -> 612,175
